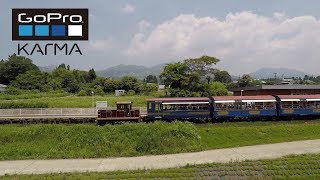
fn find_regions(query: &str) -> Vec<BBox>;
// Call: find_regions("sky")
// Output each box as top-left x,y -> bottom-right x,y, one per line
1,0 -> 320,75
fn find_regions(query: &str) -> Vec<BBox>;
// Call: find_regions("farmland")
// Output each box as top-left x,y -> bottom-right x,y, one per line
0,95 -> 150,108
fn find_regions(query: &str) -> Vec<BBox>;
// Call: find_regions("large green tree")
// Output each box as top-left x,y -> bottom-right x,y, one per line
160,55 -> 226,97
0,54 -> 39,85
160,62 -> 190,89
214,70 -> 232,84
238,74 -> 253,87
11,70 -> 48,91
184,55 -> 220,76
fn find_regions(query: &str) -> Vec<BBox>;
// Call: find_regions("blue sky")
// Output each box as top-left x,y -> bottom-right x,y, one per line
1,0 -> 320,75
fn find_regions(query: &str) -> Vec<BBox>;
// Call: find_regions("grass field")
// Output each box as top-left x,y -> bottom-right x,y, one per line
1,120 -> 320,160
3,153 -> 320,179
0,95 -> 150,108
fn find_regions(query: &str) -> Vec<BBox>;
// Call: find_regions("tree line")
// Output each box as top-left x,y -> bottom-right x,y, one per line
0,54 -> 158,96
1,54 -> 269,97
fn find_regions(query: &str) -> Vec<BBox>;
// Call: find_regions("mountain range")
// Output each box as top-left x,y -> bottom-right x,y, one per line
39,64 -> 310,80
96,63 -> 168,79
249,68 -> 309,79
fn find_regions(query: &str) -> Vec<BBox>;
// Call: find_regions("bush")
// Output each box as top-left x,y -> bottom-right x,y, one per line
77,89 -> 87,96
136,121 -> 201,154
4,86 -> 22,95
127,90 -> 135,96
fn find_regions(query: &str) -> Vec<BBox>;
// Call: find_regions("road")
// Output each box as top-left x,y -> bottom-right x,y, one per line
1,139 -> 320,175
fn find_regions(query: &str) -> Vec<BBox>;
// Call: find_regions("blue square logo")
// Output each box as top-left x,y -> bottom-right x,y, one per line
51,25 -> 65,36
35,25 -> 49,36
19,25 -> 33,36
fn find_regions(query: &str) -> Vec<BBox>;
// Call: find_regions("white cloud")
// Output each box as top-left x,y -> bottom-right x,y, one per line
124,12 -> 320,75
88,37 -> 118,51
138,20 -> 152,32
120,3 -> 135,14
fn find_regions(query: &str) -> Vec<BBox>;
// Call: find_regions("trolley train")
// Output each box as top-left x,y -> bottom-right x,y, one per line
96,94 -> 320,123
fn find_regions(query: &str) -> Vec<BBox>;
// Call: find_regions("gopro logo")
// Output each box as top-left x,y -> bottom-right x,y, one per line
12,9 -> 89,41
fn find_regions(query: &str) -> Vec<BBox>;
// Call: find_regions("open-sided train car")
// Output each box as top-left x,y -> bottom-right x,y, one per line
210,96 -> 277,120
274,95 -> 320,117
147,97 -> 211,121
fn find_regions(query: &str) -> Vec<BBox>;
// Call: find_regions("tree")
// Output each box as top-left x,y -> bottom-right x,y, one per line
160,56 -> 223,97
160,62 -> 189,89
184,55 -> 220,76
142,83 -> 159,94
145,75 -> 158,84
0,54 -> 39,85
57,63 -> 66,69
103,78 -> 120,93
209,82 -> 228,96
238,74 -> 253,87
214,70 -> 232,84
120,76 -> 142,92
88,68 -> 97,82
61,73 -> 79,93
11,70 -> 48,91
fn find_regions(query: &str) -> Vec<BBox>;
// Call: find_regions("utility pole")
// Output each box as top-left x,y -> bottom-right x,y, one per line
91,91 -> 95,115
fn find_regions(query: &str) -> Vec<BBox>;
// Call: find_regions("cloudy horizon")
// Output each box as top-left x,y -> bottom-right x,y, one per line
1,0 -> 320,75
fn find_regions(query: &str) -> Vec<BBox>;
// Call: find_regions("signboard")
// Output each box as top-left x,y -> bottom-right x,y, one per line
96,101 -> 107,110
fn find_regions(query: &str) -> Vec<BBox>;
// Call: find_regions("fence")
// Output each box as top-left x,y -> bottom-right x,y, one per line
0,107 -> 147,117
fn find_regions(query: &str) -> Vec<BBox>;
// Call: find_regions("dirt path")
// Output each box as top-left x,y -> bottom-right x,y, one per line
1,139 -> 320,175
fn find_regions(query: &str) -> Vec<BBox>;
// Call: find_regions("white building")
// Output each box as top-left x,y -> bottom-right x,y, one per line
0,84 -> 7,91
115,90 -> 125,96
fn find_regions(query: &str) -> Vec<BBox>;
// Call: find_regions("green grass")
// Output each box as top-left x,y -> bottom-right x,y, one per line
198,120 -> 320,149
3,153 -> 320,179
0,95 -> 150,108
0,122 -> 200,160
0,91 -> 69,100
1,120 -> 320,161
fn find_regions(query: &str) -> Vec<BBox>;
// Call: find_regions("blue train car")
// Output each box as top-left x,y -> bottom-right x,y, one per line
275,95 -> 320,117
210,96 -> 277,120
146,97 -> 211,121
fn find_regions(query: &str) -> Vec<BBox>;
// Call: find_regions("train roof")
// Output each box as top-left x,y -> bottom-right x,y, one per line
147,97 -> 210,102
212,95 -> 276,103
276,94 -> 320,101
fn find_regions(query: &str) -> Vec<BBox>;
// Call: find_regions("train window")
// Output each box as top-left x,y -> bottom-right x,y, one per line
162,103 -> 209,111
148,103 -> 152,110
163,104 -> 172,111
264,102 -> 275,110
282,101 -> 303,109
306,101 -> 320,108
155,103 -> 161,111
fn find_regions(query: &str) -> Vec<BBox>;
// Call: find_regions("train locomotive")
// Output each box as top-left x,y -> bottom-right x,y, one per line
96,94 -> 320,123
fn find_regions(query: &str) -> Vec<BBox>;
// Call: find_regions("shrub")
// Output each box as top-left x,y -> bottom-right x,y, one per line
136,121 -> 201,154
77,89 -> 87,96
4,86 -> 22,95
127,90 -> 135,96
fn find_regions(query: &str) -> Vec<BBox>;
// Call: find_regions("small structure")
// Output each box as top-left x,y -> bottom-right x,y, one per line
115,90 -> 125,96
158,85 -> 165,90
0,84 -> 7,91
230,85 -> 320,96
281,78 -> 295,85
